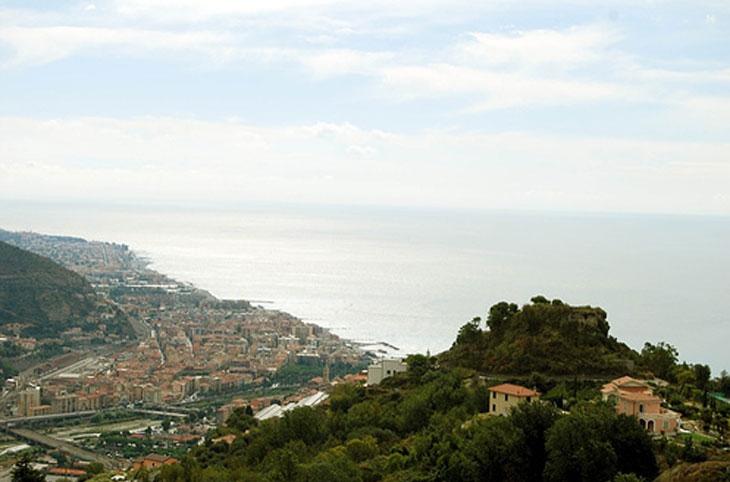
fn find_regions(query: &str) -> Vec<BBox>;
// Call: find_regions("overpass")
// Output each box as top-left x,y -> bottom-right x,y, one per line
4,427 -> 122,469
0,411 -> 98,425
130,409 -> 188,419
0,407 -> 189,426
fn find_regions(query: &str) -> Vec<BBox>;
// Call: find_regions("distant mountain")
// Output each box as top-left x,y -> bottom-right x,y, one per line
0,241 -> 131,338
440,296 -> 639,377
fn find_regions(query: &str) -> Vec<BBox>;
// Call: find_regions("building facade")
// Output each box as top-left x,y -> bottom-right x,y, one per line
601,376 -> 680,435
17,386 -> 41,417
366,359 -> 407,385
488,383 -> 540,416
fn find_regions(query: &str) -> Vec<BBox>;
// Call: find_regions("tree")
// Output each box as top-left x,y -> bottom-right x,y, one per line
299,447 -> 361,482
134,467 -> 149,482
509,402 -> 560,480
345,436 -> 379,462
464,416 -> 528,481
486,302 -> 518,333
329,383 -> 362,413
86,462 -> 105,475
640,342 -> 679,381
11,455 -> 45,482
613,474 -> 645,482
713,412 -> 728,442
226,407 -> 257,433
718,370 -> 730,397
544,411 -> 618,482
405,353 -> 434,380
544,404 -> 657,482
693,364 -> 711,406
455,318 -> 482,346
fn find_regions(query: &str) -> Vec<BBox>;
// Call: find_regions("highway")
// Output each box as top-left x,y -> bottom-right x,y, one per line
5,427 -> 121,469
0,410 -> 97,425
0,407 -> 188,425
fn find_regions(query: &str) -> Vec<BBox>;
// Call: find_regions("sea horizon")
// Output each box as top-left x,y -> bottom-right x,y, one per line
2,198 -> 729,371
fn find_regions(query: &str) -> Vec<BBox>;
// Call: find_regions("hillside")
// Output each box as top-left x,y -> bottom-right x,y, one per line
0,241 -> 131,338
440,297 -> 639,376
134,348 -> 660,482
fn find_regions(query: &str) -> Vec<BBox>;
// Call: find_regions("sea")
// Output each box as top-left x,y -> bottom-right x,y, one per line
2,200 -> 729,371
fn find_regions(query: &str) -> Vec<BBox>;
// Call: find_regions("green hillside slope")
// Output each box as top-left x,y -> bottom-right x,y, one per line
440,296 -> 639,376
0,240 -> 130,338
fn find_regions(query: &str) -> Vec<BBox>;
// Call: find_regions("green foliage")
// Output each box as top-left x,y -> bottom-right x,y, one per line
544,403 -> 658,482
11,454 -> 46,482
510,402 -> 560,480
0,241 -> 134,351
225,406 -> 257,433
330,383 -> 365,413
639,342 -> 679,381
152,367 -> 658,482
271,360 -> 364,387
443,297 -> 637,376
0,241 -> 95,331
613,474 -> 645,482
719,370 -> 730,397
147,300 -> 669,482
693,364 -> 712,406
86,462 -> 105,475
462,415 -> 527,481
405,354 -> 436,381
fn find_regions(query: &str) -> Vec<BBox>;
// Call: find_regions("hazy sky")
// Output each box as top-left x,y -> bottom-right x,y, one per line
1,0 -> 729,214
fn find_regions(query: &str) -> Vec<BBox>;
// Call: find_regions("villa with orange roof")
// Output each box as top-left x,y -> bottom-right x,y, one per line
601,376 -> 680,435
488,383 -> 540,416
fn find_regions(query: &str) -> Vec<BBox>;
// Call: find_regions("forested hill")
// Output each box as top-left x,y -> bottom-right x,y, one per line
0,241 -> 130,338
440,297 -> 639,376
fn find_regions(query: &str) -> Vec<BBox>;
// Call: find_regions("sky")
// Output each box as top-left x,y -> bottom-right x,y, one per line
1,0 -> 729,214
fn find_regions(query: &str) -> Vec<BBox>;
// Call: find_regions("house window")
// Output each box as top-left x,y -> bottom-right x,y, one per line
663,421 -> 669,430
492,404 -> 496,412
504,394 -> 508,401
526,397 -> 531,403
492,392 -> 497,399
639,404 -> 644,413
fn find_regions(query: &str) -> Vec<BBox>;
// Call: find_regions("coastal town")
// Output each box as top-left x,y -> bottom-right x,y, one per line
0,230 -> 728,481
1,230 -> 365,415
0,230 -> 369,478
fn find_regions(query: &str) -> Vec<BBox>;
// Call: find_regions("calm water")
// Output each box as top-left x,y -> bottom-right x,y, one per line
2,201 -> 729,371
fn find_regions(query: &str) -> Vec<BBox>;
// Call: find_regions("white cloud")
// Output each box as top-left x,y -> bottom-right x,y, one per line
0,5 -> 725,115
1,116 -> 729,214
0,26 -> 233,68
380,63 -> 631,109
113,0 -> 348,19
457,25 -> 620,67
299,49 -> 394,78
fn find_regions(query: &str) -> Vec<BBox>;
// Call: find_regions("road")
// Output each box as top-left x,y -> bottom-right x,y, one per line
131,409 -> 188,419
0,410 -> 97,425
6,427 -> 121,469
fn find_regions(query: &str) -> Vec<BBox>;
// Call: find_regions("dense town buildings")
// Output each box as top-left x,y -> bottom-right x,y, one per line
1,231 -> 364,418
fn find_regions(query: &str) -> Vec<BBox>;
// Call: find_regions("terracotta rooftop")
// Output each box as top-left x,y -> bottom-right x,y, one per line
48,467 -> 87,476
601,376 -> 650,393
138,454 -> 178,463
489,383 -> 539,397
615,390 -> 661,402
